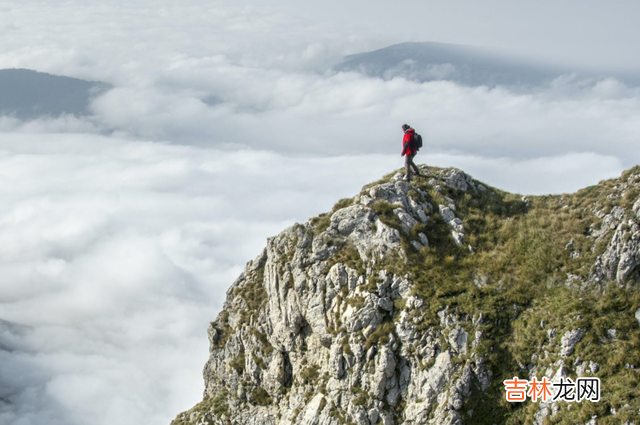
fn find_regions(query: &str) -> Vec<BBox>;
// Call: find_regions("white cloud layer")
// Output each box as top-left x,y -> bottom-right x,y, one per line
90,70 -> 640,160
0,133 -> 400,425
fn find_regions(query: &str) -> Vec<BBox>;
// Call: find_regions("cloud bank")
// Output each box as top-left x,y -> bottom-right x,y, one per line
3,1 -> 639,174
0,133 -> 400,425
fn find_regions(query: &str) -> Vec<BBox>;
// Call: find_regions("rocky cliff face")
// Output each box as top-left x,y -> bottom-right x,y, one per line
173,166 -> 640,425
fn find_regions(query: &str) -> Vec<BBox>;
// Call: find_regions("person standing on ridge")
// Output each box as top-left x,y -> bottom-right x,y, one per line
401,123 -> 421,182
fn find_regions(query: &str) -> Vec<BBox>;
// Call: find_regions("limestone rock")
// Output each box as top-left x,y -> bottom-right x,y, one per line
438,205 -> 465,246
560,329 -> 585,357
590,206 -> 640,285
444,169 -> 472,192
448,325 -> 468,355
439,205 -> 456,223
173,166 -> 640,425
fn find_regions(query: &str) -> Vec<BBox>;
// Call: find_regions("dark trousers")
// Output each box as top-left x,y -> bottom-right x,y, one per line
405,154 -> 419,180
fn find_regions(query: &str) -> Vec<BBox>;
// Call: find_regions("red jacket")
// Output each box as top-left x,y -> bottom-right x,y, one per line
402,128 -> 417,156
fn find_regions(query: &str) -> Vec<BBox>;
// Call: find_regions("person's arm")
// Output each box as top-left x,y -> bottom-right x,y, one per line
401,133 -> 408,156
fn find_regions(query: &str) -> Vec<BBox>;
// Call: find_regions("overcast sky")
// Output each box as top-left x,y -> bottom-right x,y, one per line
1,1 -> 639,424
248,0 -> 640,71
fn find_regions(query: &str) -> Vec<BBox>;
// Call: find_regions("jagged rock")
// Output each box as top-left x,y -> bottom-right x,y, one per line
618,250 -> 638,282
576,361 -> 588,376
565,238 -> 575,250
451,231 -> 464,246
439,205 -> 456,223
389,275 -> 412,300
345,296 -> 383,333
593,206 -> 626,240
472,330 -> 482,349
591,214 -> 640,284
534,402 -> 559,425
371,346 -> 397,402
473,357 -> 492,391
330,346 -> 346,379
473,274 -> 488,288
560,329 -> 585,357
448,325 -> 468,355
379,347 -> 397,379
329,204 -> 403,261
444,169 -> 471,192
438,204 -> 465,246
450,218 -> 464,232
403,351 -> 454,423
533,361 -> 568,425
300,394 -> 326,425
410,240 -> 424,251
370,181 -> 409,206
367,409 -> 379,425
438,307 -> 459,328
394,208 -> 419,231
547,327 -> 557,340
366,346 -> 377,362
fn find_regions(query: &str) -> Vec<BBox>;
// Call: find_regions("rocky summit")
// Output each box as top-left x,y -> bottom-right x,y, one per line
172,165 -> 640,425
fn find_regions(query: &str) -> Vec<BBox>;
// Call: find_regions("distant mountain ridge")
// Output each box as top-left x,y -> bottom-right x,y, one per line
0,69 -> 110,120
335,42 -> 637,87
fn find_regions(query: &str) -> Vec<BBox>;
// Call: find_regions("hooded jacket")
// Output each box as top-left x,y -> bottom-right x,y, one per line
402,128 -> 417,156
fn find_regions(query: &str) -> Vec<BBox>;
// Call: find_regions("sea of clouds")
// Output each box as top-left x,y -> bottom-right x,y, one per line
0,133 -> 399,425
0,1 -> 638,424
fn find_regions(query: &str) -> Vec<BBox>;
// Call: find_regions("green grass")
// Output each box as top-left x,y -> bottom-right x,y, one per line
364,317 -> 395,350
300,365 -> 320,385
171,391 -> 229,425
233,262 -> 268,326
228,351 -> 245,374
250,387 -> 273,406
326,240 -> 365,276
250,328 -> 274,356
342,335 -> 354,356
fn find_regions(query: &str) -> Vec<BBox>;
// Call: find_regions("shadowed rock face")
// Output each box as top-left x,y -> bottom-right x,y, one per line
0,68 -> 110,119
173,165 -> 640,425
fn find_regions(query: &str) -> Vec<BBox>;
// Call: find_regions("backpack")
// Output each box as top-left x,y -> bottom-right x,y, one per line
412,132 -> 423,150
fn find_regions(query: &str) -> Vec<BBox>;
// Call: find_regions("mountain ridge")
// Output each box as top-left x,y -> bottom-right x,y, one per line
0,68 -> 110,120
173,165 -> 640,425
334,42 -> 639,87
